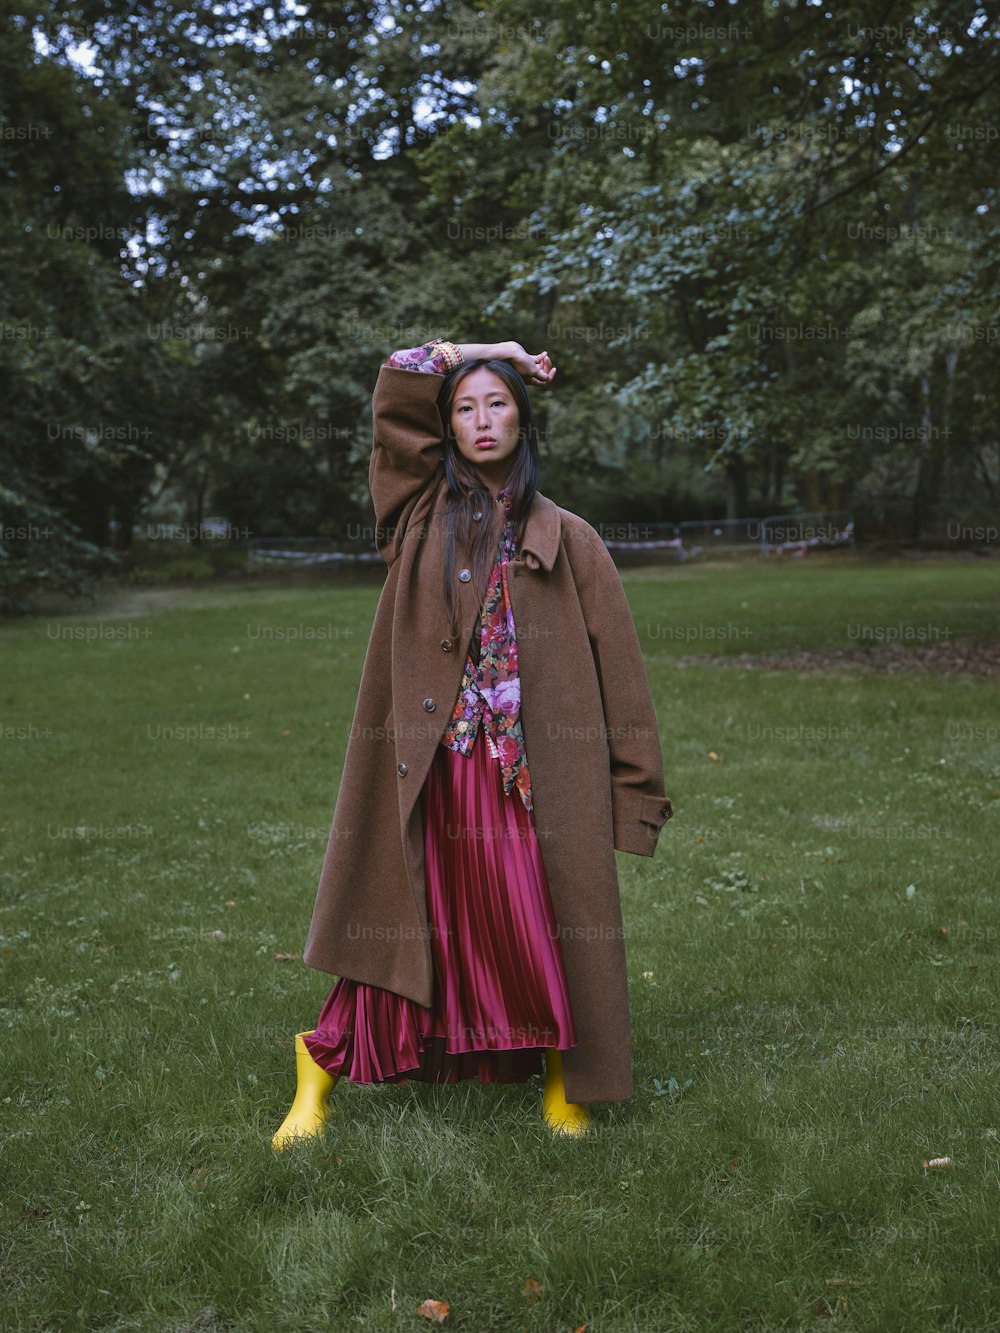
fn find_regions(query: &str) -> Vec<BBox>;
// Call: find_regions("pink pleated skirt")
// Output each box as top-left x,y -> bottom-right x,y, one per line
303,732 -> 577,1084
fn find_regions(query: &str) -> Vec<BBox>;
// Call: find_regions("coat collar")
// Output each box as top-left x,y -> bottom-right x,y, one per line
492,484 -> 561,572
431,477 -> 561,572
519,490 -> 561,572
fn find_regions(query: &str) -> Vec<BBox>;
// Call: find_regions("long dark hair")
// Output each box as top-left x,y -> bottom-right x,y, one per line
436,358 -> 541,637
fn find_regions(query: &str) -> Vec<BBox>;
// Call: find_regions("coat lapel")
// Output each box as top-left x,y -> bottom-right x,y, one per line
518,491 -> 561,571
425,479 -> 562,571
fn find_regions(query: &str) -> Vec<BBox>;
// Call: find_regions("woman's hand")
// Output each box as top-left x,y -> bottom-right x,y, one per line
502,342 -> 557,387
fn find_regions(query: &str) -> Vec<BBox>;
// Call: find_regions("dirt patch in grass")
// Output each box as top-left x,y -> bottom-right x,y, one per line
673,640 -> 1000,676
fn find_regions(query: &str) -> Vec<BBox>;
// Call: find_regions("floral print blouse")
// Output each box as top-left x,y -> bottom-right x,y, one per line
384,341 -> 534,813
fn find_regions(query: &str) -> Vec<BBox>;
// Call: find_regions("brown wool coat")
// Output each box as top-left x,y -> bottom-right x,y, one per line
302,364 -> 673,1103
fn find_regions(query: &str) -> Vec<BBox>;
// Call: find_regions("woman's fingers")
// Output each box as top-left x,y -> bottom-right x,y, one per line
530,350 -> 556,384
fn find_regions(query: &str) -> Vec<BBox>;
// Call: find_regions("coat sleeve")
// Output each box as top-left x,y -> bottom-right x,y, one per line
572,526 -> 673,856
368,365 -> 447,566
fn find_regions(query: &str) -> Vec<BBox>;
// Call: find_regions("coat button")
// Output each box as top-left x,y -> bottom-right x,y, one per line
441,639 -> 453,652
472,511 -> 483,521
423,698 -> 436,711
660,802 -> 673,820
458,568 -> 471,582
397,762 -> 407,776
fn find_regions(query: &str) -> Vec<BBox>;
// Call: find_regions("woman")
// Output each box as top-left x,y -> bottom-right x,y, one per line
272,338 -> 672,1147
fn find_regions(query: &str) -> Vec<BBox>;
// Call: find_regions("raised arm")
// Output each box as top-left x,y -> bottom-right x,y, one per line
383,339 -> 556,381
369,340 -> 458,566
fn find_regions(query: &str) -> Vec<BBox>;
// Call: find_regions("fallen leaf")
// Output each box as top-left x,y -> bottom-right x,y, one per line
708,751 -> 720,761
418,1298 -> 449,1323
273,952 -> 300,961
390,1280 -> 396,1312
921,1156 -> 952,1169
521,1278 -> 542,1300
224,900 -> 236,908
937,926 -> 949,939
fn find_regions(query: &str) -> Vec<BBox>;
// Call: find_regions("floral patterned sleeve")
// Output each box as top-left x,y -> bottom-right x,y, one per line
385,340 -> 464,374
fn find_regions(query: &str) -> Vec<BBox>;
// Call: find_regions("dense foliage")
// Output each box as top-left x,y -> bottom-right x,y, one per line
1,0 -> 996,606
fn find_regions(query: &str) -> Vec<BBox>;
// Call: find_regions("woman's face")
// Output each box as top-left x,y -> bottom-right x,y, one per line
449,367 -> 522,492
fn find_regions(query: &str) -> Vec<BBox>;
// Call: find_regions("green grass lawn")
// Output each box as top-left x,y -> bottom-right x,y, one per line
2,558 -> 999,1332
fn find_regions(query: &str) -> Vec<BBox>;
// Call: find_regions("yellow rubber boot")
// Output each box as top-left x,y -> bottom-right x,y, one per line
271,1030 -> 339,1151
542,1048 -> 590,1137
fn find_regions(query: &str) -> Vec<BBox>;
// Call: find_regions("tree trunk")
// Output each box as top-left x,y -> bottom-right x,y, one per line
725,455 -> 747,520
802,466 -> 822,512
192,473 -> 207,548
115,503 -> 134,550
911,371 -> 943,539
